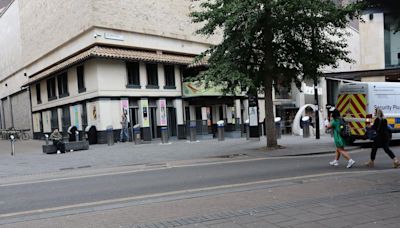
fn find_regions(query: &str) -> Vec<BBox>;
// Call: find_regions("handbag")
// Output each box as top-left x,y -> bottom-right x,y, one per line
366,127 -> 377,140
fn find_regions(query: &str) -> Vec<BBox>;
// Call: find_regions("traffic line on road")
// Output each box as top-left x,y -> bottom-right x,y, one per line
0,149 -> 367,188
0,169 -> 382,220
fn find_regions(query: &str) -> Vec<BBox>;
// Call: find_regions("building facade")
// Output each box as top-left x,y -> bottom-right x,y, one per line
2,0 -> 394,142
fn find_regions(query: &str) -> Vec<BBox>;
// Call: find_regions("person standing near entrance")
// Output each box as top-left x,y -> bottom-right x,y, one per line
326,109 -> 355,168
365,108 -> 400,168
120,109 -> 129,142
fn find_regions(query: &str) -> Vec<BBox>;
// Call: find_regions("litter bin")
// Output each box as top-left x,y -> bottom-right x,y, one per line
106,125 -> 114,146
133,124 -> 141,145
189,122 -> 197,142
217,120 -> 225,141
245,119 -> 250,140
302,116 -> 310,138
161,126 -> 169,144
275,117 -> 282,139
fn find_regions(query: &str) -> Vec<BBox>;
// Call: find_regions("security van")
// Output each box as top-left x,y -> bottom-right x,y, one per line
336,82 -> 400,143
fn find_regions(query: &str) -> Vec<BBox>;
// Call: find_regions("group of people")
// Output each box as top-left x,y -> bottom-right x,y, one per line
326,108 -> 400,169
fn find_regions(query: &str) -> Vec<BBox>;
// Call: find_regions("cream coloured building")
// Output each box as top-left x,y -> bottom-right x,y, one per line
1,0 -> 397,142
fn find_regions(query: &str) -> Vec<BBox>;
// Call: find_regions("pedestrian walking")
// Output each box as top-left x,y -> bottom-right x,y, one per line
119,109 -> 129,142
326,109 -> 355,168
365,108 -> 400,168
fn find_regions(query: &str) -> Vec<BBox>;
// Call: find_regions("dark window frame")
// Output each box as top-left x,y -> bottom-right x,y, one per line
164,65 -> 176,89
47,77 -> 57,101
126,61 -> 141,88
35,83 -> 42,104
146,63 -> 159,89
77,65 -> 86,93
57,72 -> 69,98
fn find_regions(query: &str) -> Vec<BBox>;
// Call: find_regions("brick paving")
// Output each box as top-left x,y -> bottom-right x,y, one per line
133,171 -> 400,228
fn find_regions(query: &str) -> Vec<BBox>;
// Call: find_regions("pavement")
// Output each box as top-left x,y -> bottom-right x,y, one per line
0,134 -> 362,178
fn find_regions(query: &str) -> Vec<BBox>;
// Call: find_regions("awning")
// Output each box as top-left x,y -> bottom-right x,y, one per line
24,46 -> 196,86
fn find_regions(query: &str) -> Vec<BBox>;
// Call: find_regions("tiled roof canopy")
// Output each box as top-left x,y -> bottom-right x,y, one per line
25,46 -> 196,86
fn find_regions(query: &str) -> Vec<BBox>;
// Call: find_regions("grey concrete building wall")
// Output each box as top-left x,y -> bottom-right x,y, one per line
10,90 -> 31,132
18,0 -> 93,66
92,0 -> 220,45
1,97 -> 12,129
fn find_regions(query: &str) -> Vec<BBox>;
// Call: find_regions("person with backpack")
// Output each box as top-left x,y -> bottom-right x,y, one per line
365,108 -> 400,168
325,109 -> 356,168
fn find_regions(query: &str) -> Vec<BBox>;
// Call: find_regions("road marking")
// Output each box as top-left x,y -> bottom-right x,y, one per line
0,149 -> 367,187
0,170 -> 382,219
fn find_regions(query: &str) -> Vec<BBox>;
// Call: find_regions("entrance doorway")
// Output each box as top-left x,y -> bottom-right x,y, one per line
150,107 -> 158,138
167,107 -> 177,137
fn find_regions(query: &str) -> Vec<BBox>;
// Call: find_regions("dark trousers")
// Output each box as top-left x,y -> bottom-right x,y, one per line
371,141 -> 395,160
53,140 -> 65,152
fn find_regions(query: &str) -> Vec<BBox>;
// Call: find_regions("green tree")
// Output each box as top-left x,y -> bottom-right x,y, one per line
191,0 -> 364,148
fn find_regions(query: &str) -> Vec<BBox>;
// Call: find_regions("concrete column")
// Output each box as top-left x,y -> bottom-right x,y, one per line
243,100 -> 249,122
226,106 -> 233,124
158,64 -> 165,89
201,107 -> 208,121
235,99 -> 242,122
174,99 -> 186,139
139,62 -> 146,89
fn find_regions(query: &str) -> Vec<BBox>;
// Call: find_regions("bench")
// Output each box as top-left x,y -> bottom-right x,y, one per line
42,141 -> 90,154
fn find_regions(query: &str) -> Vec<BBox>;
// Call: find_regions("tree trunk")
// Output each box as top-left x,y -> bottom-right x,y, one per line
264,75 -> 277,148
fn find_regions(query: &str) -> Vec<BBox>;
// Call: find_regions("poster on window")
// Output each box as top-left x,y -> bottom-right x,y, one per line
32,113 -> 41,133
70,105 -> 81,130
141,100 -> 149,127
159,99 -> 167,126
249,106 -> 258,126
42,111 -> 51,133
87,102 -> 98,126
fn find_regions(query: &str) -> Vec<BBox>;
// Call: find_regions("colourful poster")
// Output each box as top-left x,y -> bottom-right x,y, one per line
72,105 -> 80,128
159,99 -> 167,126
141,100 -> 149,127
249,106 -> 258,126
32,113 -> 41,132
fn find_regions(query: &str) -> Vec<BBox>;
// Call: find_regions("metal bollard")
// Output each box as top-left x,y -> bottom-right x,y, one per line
45,134 -> 49,145
161,127 -> 169,144
75,131 -> 79,141
217,120 -> 225,141
275,117 -> 282,139
106,126 -> 114,146
189,125 -> 197,142
10,135 -> 15,156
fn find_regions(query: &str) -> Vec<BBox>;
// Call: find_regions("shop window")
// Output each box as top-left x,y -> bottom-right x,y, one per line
126,61 -> 141,88
164,65 -> 176,89
57,72 -> 69,98
36,83 -> 42,104
146,63 -> 159,88
47,77 -> 57,101
77,65 -> 86,93
51,109 -> 59,131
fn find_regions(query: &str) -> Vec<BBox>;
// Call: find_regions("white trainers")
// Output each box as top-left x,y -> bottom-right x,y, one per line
346,159 -> 355,168
57,150 -> 61,154
329,160 -> 339,166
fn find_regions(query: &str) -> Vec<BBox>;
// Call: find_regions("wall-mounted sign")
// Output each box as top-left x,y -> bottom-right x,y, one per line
104,33 -> 124,41
141,100 -> 149,127
249,106 -> 258,126
159,99 -> 167,126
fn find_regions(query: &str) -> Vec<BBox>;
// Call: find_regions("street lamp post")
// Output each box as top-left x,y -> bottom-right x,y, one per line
314,79 -> 320,139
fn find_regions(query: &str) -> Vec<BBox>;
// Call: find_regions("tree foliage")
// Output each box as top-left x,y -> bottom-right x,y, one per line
190,0 -> 364,147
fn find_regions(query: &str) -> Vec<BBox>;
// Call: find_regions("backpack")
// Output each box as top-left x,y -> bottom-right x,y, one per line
338,118 -> 350,138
